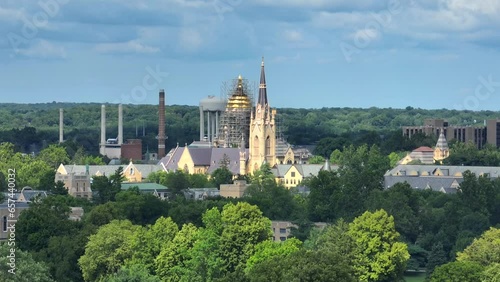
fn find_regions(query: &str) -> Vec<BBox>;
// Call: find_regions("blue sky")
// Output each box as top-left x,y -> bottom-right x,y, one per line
0,0 -> 499,110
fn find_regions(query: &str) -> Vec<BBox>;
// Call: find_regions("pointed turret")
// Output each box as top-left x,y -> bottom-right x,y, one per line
258,57 -> 268,107
436,131 -> 449,151
434,130 -> 450,162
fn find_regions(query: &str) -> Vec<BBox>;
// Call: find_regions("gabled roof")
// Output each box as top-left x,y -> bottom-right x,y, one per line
59,164 -> 162,178
159,146 -> 186,171
189,148 -> 212,166
413,146 -> 434,152
386,164 -> 500,178
384,175 -> 462,192
207,148 -> 249,175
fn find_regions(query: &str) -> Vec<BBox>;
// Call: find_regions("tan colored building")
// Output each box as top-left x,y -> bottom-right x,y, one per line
55,165 -> 93,199
220,180 -> 250,198
403,118 -> 487,149
273,161 -> 338,189
57,161 -> 162,184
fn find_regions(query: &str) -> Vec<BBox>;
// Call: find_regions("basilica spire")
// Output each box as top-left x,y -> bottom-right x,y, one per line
258,57 -> 268,107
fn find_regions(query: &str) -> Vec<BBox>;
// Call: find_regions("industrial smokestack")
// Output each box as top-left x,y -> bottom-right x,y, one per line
101,105 -> 106,145
158,89 -> 166,157
118,104 -> 123,145
59,108 -> 64,143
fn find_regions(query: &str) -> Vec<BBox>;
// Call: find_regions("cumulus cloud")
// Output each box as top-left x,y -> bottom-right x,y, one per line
16,40 -> 66,59
94,40 -> 160,54
283,30 -> 303,42
178,28 -> 203,52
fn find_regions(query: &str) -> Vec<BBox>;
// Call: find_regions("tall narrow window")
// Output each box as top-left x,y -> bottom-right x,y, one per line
265,136 -> 271,156
253,136 -> 259,157
3,216 -> 7,232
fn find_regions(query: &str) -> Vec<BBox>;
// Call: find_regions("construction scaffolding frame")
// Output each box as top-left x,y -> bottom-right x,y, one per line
217,76 -> 256,148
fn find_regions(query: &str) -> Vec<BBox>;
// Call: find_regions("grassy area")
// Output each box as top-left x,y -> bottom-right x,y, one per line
404,272 -> 426,282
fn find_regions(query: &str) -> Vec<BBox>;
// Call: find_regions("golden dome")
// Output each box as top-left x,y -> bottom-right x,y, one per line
227,93 -> 251,109
226,75 -> 251,109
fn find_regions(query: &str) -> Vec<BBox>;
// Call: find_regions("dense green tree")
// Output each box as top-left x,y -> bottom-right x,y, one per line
211,166 -> 233,189
37,226 -> 94,282
245,238 -> 302,274
103,265 -> 160,282
52,180 -> 68,195
84,202 -> 125,227
16,195 -> 78,252
348,209 -> 410,282
249,163 -> 275,188
457,227 -> 500,267
313,219 -> 356,262
306,170 -> 341,222
128,216 -> 179,274
155,223 -> 199,281
336,144 -> 390,219
114,188 -> 166,225
482,263 -> 500,281
426,242 -> 448,274
182,208 -> 225,281
430,261 -> 484,282
219,202 -> 272,273
366,182 -> 422,242
165,170 -> 191,195
307,155 -> 325,164
93,167 -> 124,204
244,180 -> 300,220
313,137 -> 348,157
37,144 -> 70,168
0,243 -> 54,282
247,249 -> 356,282
78,220 -> 141,282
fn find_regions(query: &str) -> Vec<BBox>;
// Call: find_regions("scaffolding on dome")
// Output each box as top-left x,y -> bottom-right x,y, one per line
217,75 -> 256,148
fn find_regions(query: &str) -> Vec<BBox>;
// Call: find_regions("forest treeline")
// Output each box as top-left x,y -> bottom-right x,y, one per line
1,103 -> 499,156
1,143 -> 499,281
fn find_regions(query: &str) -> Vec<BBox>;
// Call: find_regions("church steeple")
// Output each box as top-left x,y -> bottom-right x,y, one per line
258,57 -> 268,107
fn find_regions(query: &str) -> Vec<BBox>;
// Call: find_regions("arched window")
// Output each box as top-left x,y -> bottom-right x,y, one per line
253,136 -> 259,157
265,136 -> 271,156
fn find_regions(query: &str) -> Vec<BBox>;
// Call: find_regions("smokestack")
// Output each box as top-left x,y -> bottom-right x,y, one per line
158,89 -> 166,157
101,105 -> 106,145
59,108 -> 64,143
118,104 -> 123,145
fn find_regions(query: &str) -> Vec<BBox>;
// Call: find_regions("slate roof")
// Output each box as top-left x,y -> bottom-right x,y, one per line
273,164 -> 338,178
386,164 -> 500,178
189,148 -> 213,166
159,147 -> 186,171
62,164 -> 162,178
207,148 -> 249,175
384,176 -> 461,192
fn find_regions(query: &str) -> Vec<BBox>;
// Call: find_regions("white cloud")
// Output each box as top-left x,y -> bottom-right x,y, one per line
312,11 -> 370,29
178,28 -> 203,51
95,40 -> 160,54
16,40 -> 66,59
283,30 -> 303,42
349,28 -> 381,41
0,7 -> 25,22
273,53 -> 301,63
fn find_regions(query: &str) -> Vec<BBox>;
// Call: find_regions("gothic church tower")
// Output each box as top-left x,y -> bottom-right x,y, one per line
248,58 -> 276,174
